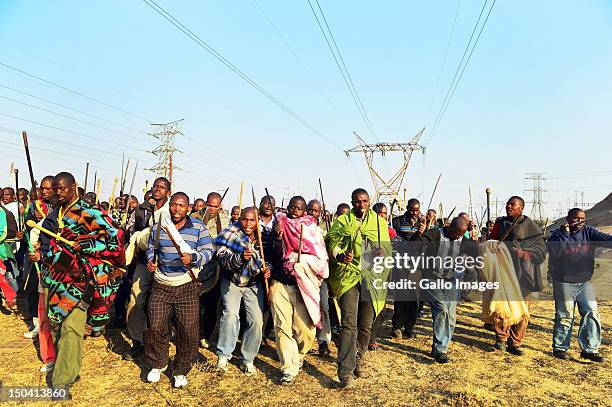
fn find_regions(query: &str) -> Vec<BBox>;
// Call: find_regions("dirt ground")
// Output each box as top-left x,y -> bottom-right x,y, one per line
0,266 -> 610,407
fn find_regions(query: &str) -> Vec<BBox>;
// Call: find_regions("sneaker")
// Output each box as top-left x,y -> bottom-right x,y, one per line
147,366 -> 168,383
404,331 -> 417,339
493,341 -> 507,351
173,375 -> 188,388
280,373 -> 295,385
354,364 -> 368,378
391,328 -> 403,339
432,353 -> 450,364
40,362 -> 55,373
199,338 -> 210,349
215,356 -> 229,374
552,350 -> 570,360
580,351 -> 605,363
23,329 -> 39,339
338,376 -> 354,389
318,341 -> 331,357
241,361 -> 257,376
507,346 -> 525,356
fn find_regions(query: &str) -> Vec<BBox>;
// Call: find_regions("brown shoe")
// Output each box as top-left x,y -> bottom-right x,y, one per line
354,364 -> 369,378
339,376 -> 354,389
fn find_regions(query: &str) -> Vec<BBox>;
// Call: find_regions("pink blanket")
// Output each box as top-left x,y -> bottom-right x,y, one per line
276,212 -> 329,327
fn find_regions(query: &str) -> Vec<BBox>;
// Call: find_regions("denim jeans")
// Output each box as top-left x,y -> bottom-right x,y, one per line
552,280 -> 601,353
216,278 -> 264,364
427,283 -> 459,355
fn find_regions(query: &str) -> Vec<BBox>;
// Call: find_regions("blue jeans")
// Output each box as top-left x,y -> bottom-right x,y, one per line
427,283 -> 459,355
552,280 -> 601,353
216,278 -> 264,364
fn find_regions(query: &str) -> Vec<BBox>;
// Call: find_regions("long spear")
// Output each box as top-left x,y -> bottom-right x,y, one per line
109,177 -> 119,209
252,187 -> 270,302
92,171 -> 97,200
427,172 -> 443,211
21,131 -> 37,200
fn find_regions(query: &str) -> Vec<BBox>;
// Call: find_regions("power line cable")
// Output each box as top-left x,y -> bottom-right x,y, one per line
0,60 -> 151,122
140,0 -> 343,150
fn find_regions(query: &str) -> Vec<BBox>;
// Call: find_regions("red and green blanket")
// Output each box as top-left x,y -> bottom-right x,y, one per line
42,199 -> 125,330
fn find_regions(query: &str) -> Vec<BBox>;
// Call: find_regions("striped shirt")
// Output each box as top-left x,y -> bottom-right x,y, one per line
147,216 -> 214,278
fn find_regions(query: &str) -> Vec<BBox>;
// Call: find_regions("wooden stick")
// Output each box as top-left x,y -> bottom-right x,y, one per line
14,169 -> 21,232
297,224 -> 304,263
21,131 -> 37,200
109,177 -> 119,209
83,162 -> 89,192
220,187 -> 229,202
264,187 -> 277,223
122,161 -> 138,226
318,178 -> 330,231
96,178 -> 101,205
26,220 -> 125,273
238,181 -> 244,211
251,187 -> 270,301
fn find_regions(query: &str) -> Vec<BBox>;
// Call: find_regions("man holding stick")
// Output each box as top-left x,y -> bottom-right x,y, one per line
270,196 -> 329,385
144,192 -> 214,388
214,207 -> 270,376
326,188 -> 391,388
40,172 -> 125,389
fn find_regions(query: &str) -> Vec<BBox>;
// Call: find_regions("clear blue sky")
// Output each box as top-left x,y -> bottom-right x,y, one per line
1,0 -> 611,221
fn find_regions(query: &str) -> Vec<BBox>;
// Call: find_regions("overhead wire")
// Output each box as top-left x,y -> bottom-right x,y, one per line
425,0 -> 496,146
0,61 -> 152,122
306,0 -> 378,142
140,0 -> 343,151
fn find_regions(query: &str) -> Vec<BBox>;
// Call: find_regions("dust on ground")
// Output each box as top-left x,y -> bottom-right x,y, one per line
1,268 -> 610,407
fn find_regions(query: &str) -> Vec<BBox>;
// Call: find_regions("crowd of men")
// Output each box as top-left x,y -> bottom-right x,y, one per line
0,172 -> 610,395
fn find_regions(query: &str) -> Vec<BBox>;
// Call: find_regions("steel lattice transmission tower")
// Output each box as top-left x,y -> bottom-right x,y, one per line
345,128 -> 425,208
525,172 -> 547,223
148,119 -> 183,187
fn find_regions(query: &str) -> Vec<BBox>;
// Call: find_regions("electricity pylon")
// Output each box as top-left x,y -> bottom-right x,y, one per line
148,119 -> 183,188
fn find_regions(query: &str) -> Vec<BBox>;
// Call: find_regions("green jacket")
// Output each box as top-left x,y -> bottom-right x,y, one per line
326,208 -> 391,315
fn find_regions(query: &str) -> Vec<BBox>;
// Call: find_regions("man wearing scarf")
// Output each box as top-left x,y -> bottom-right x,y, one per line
144,192 -> 214,388
42,172 -> 125,389
326,188 -> 391,389
270,196 -> 329,385
214,207 -> 270,376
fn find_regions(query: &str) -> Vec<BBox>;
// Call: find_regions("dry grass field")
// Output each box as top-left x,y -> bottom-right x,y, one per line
0,262 -> 610,407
